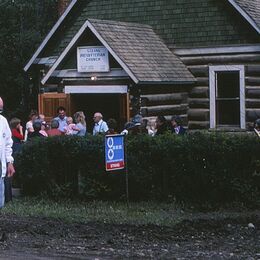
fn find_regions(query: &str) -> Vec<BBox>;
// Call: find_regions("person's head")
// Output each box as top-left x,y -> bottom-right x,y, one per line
41,121 -> 47,131
156,115 -> 167,128
0,97 -> 3,113
171,115 -> 182,128
38,114 -> 45,121
29,110 -> 38,121
9,118 -> 21,130
33,119 -> 42,132
93,112 -> 103,123
74,111 -> 86,125
124,121 -> 135,130
66,117 -> 73,125
107,118 -> 117,130
132,114 -> 143,126
57,106 -> 66,120
50,119 -> 59,129
255,119 -> 260,130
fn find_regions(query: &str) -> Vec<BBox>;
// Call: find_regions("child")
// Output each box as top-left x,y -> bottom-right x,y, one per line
64,117 -> 76,135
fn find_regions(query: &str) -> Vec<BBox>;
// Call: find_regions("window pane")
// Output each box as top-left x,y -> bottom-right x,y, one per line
216,71 -> 240,98
216,100 -> 240,125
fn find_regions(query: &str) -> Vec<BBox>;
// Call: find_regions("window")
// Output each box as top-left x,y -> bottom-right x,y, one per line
209,65 -> 245,129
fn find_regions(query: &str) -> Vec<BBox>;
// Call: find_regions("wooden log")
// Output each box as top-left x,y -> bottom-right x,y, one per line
140,85 -> 191,95
141,93 -> 187,106
181,54 -> 260,66
246,99 -> 260,109
188,120 -> 210,129
195,77 -> 209,86
246,77 -> 260,86
189,87 -> 209,98
246,65 -> 260,76
246,109 -> 260,121
246,87 -> 260,98
141,104 -> 188,117
189,98 -> 209,109
188,65 -> 209,77
188,109 -> 210,121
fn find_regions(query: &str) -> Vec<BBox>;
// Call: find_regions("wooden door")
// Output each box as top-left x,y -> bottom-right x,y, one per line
119,93 -> 130,128
38,93 -> 71,123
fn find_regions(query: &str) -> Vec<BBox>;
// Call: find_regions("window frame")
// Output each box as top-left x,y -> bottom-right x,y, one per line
209,65 -> 245,129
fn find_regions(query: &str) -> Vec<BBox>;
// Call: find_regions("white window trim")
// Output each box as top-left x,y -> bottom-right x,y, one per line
209,65 -> 245,129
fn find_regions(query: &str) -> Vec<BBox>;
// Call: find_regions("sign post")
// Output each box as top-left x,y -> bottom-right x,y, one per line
105,134 -> 129,206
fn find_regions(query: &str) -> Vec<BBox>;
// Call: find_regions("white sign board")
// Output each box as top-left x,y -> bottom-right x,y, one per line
77,46 -> 109,73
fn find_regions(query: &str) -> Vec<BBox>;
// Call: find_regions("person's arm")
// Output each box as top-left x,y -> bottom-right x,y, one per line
4,119 -> 15,177
103,122 -> 109,133
26,121 -> 34,133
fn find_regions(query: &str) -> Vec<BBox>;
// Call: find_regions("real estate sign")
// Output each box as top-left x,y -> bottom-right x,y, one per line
77,46 -> 109,72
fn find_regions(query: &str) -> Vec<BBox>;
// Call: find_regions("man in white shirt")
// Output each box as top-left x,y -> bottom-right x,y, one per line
93,112 -> 108,135
0,97 -> 15,208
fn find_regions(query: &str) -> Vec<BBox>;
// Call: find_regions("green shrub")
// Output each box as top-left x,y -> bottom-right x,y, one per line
15,133 -> 260,204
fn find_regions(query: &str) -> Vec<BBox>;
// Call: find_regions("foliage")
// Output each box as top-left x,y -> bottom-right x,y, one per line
0,0 -> 58,119
15,133 -> 260,204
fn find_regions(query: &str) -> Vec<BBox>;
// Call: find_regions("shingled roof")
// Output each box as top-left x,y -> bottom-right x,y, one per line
229,0 -> 260,34
42,19 -> 195,85
25,0 -> 260,72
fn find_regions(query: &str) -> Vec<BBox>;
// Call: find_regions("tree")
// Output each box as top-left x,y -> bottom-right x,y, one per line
0,0 -> 58,120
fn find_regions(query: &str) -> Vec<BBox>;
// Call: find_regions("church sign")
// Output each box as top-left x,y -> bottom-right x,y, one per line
77,46 -> 109,72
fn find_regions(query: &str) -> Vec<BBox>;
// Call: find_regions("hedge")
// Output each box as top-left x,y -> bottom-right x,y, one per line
15,133 -> 260,204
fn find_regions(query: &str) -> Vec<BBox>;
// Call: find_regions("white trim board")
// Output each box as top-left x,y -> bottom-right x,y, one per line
41,20 -> 138,85
209,65 -> 245,129
65,85 -> 128,94
24,0 -> 78,72
174,45 -> 260,56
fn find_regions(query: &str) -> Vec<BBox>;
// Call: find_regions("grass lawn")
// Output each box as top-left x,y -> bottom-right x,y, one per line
2,197 -> 259,227
1,198 -> 184,226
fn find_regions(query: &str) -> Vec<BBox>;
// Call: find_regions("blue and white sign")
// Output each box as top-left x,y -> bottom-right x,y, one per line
105,135 -> 125,172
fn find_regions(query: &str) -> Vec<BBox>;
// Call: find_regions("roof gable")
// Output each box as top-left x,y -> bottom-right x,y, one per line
42,19 -> 195,85
228,0 -> 260,34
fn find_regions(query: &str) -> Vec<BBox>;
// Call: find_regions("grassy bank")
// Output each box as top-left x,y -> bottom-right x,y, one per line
2,198 -> 259,227
2,198 -> 184,226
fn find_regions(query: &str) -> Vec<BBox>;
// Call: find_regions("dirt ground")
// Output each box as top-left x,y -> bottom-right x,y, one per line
0,212 -> 259,259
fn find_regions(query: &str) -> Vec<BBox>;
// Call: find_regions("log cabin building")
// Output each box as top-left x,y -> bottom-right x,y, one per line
24,0 -> 260,131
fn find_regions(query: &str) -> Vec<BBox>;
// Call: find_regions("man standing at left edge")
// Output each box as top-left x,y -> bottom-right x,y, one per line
0,97 -> 15,208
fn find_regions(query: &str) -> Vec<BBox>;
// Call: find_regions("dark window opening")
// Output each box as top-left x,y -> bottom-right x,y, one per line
215,71 -> 240,126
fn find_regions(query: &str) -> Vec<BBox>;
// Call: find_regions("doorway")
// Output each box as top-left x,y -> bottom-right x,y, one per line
70,93 -> 129,133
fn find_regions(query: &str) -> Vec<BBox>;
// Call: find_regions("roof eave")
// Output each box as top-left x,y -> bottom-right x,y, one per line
24,0 -> 78,72
138,80 -> 196,85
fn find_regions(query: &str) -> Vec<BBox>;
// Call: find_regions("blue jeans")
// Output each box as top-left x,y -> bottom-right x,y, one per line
0,177 -> 5,208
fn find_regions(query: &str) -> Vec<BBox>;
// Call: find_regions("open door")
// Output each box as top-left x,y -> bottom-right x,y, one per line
119,93 -> 130,128
38,93 -> 71,123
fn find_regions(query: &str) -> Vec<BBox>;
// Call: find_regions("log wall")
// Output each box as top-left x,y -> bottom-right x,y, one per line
178,52 -> 260,129
138,85 -> 190,126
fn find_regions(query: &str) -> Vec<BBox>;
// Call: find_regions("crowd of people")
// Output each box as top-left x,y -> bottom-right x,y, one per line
10,106 -> 187,150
